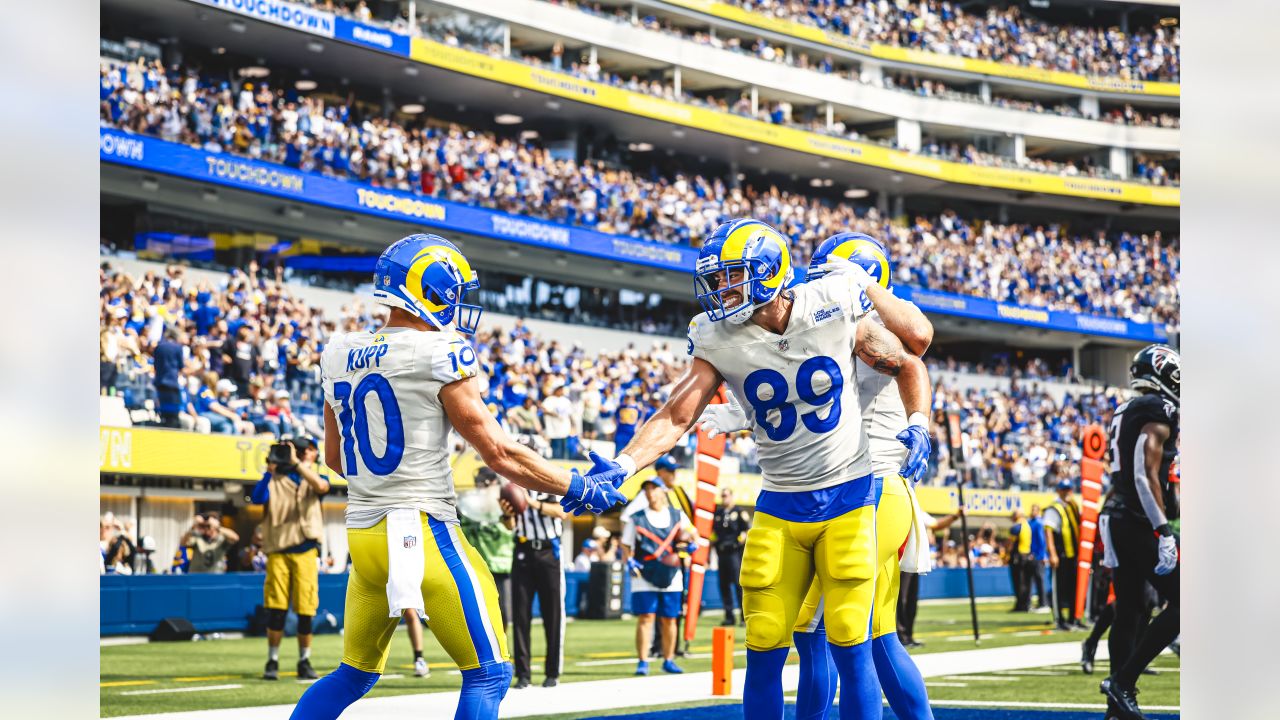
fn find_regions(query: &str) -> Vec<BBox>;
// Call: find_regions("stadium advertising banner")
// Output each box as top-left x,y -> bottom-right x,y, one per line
660,0 -> 1180,98
895,286 -> 1170,343
100,129 -> 1167,342
98,129 -> 700,273
333,17 -> 410,56
188,0 -> 335,37
407,39 -> 1179,207
100,426 -> 346,483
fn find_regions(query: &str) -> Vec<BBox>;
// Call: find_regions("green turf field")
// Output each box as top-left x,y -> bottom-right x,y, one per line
100,599 -> 1178,717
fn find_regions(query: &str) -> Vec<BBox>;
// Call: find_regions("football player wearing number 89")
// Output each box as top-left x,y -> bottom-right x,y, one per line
291,234 -> 626,720
573,219 -> 933,720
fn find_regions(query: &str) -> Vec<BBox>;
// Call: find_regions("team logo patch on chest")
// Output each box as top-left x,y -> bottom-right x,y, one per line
813,303 -> 842,326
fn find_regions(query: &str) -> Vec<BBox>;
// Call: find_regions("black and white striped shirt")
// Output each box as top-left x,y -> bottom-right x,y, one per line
515,491 -> 563,543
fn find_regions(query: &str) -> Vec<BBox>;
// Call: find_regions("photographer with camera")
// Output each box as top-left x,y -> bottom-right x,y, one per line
180,512 -> 239,574
249,436 -> 330,681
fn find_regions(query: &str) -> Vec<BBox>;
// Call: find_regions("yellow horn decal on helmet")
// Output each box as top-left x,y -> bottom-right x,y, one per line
834,239 -> 890,288
404,245 -> 471,314
720,222 -> 790,289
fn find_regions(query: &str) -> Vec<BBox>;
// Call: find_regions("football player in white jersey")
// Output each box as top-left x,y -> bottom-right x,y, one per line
570,220 -> 934,720
699,233 -> 938,720
289,234 -> 626,720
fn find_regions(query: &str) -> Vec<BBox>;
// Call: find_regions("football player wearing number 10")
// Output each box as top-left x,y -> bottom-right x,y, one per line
578,219 -> 933,720
290,234 -> 626,720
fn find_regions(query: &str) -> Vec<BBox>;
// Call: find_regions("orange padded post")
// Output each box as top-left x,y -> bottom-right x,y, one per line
1075,424 -> 1107,619
712,626 -> 734,696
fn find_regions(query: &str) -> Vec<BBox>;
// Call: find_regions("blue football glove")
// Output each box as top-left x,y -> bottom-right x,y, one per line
896,424 -> 931,484
626,557 -> 643,576
586,450 -> 629,488
560,468 -> 627,516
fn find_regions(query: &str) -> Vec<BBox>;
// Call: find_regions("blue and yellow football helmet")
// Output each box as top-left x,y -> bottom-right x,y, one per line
807,232 -> 891,288
694,219 -> 793,324
371,234 -> 483,334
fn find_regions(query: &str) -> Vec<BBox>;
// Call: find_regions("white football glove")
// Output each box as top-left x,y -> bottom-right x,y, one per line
818,255 -> 875,294
697,393 -> 749,438
1154,533 -> 1178,576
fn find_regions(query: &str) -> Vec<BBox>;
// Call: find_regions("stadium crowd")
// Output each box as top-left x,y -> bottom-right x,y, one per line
99,57 -> 1180,327
555,3 -> 1180,129
693,0 -> 1178,81
309,0 -> 1179,83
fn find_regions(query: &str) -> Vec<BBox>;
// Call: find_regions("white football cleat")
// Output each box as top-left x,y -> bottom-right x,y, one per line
414,657 -> 430,677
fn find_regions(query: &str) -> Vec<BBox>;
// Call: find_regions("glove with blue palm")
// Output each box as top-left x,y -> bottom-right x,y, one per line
626,557 -> 643,576
896,413 -> 932,484
560,468 -> 627,516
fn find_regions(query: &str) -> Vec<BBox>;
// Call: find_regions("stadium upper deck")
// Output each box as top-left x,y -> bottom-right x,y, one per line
101,0 -> 1178,215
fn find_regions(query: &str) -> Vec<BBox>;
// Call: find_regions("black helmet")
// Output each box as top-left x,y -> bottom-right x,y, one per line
1129,344 -> 1180,405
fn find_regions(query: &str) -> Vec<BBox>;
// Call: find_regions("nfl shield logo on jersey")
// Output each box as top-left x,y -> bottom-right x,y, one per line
403,535 -> 417,550
777,338 -> 790,352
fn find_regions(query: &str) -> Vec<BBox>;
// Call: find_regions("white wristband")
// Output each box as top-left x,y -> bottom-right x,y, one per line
614,454 -> 638,479
907,412 -> 929,429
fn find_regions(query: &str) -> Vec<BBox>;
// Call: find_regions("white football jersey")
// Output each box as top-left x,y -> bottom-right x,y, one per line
853,306 -> 914,478
321,327 -> 481,528
689,272 -> 873,492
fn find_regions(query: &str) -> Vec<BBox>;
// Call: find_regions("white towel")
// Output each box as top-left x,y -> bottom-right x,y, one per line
1099,513 -> 1118,569
385,508 -> 427,620
899,481 -> 934,575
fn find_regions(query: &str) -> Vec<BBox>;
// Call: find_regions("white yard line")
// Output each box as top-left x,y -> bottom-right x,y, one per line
937,675 -> 1019,682
113,640 -> 1128,720
929,699 -> 1180,712
119,685 -> 243,696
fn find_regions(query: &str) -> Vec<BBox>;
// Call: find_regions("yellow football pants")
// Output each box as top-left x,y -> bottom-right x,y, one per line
741,503 -> 877,651
263,548 -> 319,616
794,474 -> 912,639
342,512 -> 509,674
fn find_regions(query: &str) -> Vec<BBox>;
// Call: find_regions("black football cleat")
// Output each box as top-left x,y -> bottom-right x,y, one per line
263,659 -> 279,681
541,676 -> 558,688
1081,637 -> 1098,674
1102,677 -> 1147,720
513,677 -> 532,689
296,658 -> 319,680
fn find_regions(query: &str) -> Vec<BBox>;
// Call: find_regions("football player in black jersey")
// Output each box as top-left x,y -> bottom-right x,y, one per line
1100,344 -> 1181,720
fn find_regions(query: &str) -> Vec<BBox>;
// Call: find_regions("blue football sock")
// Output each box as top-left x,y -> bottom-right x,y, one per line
794,629 -> 838,720
455,661 -> 513,720
873,633 -> 934,720
828,641 -> 881,720
743,647 -> 790,720
289,663 -> 378,720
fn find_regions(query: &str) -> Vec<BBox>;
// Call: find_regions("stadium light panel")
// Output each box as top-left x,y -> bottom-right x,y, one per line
545,100 -> 561,110
239,66 -> 269,78
400,103 -> 425,115
843,188 -> 869,199
295,80 -> 317,91
627,142 -> 654,152
671,128 -> 686,138
745,145 -> 760,154
495,114 -> 523,125
809,178 -> 824,187
228,20 -> 247,33
306,41 -> 325,53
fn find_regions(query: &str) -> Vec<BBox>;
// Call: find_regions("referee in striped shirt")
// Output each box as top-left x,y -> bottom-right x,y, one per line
507,486 -> 567,689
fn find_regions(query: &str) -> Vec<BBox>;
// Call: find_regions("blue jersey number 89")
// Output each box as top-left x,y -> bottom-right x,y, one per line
742,356 -> 843,442
333,373 -> 405,476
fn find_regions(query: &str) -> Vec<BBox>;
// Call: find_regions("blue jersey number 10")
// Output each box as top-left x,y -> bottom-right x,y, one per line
742,356 -> 843,442
333,373 -> 405,476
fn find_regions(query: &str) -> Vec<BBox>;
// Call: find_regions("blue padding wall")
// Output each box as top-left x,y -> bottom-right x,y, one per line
101,567 -> 1014,635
